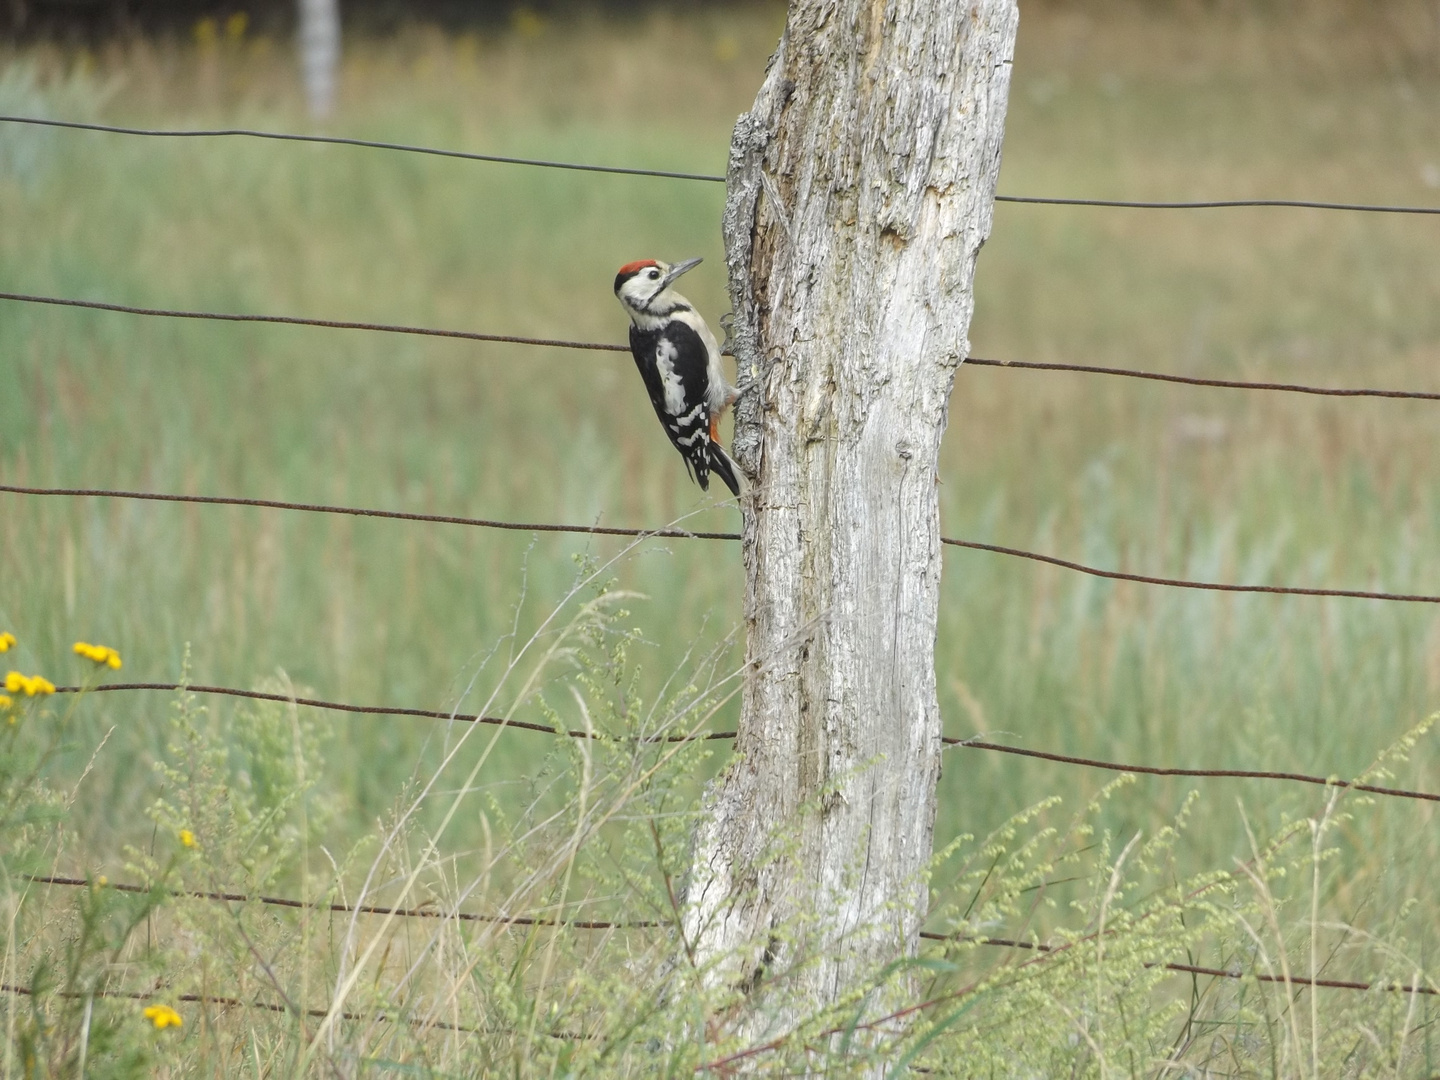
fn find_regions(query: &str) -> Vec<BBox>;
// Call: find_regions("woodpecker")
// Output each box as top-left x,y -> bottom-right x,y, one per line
613,257 -> 741,497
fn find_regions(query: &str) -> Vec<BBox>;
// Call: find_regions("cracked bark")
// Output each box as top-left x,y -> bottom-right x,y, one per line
683,0 -> 1019,1040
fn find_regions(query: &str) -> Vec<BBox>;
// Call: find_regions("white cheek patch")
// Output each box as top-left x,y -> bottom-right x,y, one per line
654,338 -> 687,416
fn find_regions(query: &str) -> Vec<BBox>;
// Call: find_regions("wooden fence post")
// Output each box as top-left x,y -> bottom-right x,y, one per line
684,0 -> 1019,1039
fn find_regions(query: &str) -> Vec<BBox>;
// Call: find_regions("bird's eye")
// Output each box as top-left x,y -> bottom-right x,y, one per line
648,269 -> 660,279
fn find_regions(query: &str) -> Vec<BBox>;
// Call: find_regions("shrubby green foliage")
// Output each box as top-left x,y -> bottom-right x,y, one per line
3,582 -> 1436,1075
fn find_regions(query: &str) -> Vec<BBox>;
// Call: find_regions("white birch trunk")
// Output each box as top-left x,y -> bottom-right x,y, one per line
298,0 -> 341,119
683,0 -> 1019,1039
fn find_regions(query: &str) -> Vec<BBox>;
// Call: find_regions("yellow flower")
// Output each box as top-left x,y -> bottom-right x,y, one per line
1,694 -> 12,723
73,642 -> 122,669
96,875 -> 109,887
4,672 -> 54,697
179,829 -> 197,849
0,632 -> 15,652
143,1003 -> 183,1030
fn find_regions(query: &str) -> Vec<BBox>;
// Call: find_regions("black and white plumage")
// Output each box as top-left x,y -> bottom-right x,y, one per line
613,257 -> 740,496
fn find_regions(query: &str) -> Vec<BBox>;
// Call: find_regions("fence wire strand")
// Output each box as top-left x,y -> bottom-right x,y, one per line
6,484 -> 1438,605
4,290 -> 1436,403
939,536 -> 1440,604
5,114 -> 1440,216
19,877 -> 1435,999
964,356 -> 1440,402
911,935 -> 1439,997
0,290 -> 627,351
0,981 -> 550,1037
942,738 -> 1440,804
24,874 -> 660,929
53,681 -> 736,742
49,682 -> 1440,804
0,114 -> 726,183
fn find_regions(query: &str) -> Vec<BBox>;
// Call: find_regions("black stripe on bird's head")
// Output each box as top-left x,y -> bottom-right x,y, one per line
614,257 -> 701,320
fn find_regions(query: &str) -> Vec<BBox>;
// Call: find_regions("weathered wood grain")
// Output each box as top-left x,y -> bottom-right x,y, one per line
683,0 -> 1019,1041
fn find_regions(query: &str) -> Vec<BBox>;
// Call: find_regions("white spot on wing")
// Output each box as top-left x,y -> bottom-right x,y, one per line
654,337 -> 687,416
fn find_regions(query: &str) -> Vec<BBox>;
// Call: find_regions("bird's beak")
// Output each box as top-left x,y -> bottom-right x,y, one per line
658,256 -> 703,291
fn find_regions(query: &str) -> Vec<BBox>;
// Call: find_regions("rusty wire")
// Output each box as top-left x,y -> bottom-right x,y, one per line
938,536 -> 1440,604
53,681 -> 737,742
0,981 -> 578,1037
24,874 -> 660,929
5,114 -> 1440,216
993,193 -> 1440,214
0,290 -> 627,351
912,935 -> 1439,997
943,738 -> 1440,803
963,356 -> 1440,402
0,485 -> 737,540
4,290 -> 1439,402
0,115 -> 727,183
19,877 -> 1435,999
7,483 -> 1439,604
49,682 -> 1440,804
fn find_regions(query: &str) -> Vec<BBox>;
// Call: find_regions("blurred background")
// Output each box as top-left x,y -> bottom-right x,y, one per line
2,0 -> 1439,936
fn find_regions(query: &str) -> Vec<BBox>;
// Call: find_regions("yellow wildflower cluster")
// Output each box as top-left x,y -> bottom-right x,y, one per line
143,1003 -> 183,1030
179,829 -> 197,849
4,672 -> 55,697
2,638 -> 19,718
73,641 -> 122,669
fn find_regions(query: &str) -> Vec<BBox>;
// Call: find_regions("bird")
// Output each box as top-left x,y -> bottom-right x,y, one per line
613,257 -> 741,497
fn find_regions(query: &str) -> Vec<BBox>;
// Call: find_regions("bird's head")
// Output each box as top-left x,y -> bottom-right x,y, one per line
613,257 -> 702,323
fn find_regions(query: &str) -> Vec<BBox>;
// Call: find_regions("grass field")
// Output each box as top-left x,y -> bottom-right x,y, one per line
3,1 -> 1440,1073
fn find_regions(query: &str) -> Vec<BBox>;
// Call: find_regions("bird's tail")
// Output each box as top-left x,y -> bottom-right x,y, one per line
708,443 -> 741,498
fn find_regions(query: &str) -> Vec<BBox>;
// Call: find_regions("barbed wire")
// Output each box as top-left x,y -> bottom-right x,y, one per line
910,935 -> 1439,998
19,877 -> 1434,999
7,484 -> 1438,604
0,978 -> 440,1029
24,874 -> 661,929
49,682 -> 1440,804
4,114 -> 1439,216
4,290 -> 1436,403
0,980 -> 568,1037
